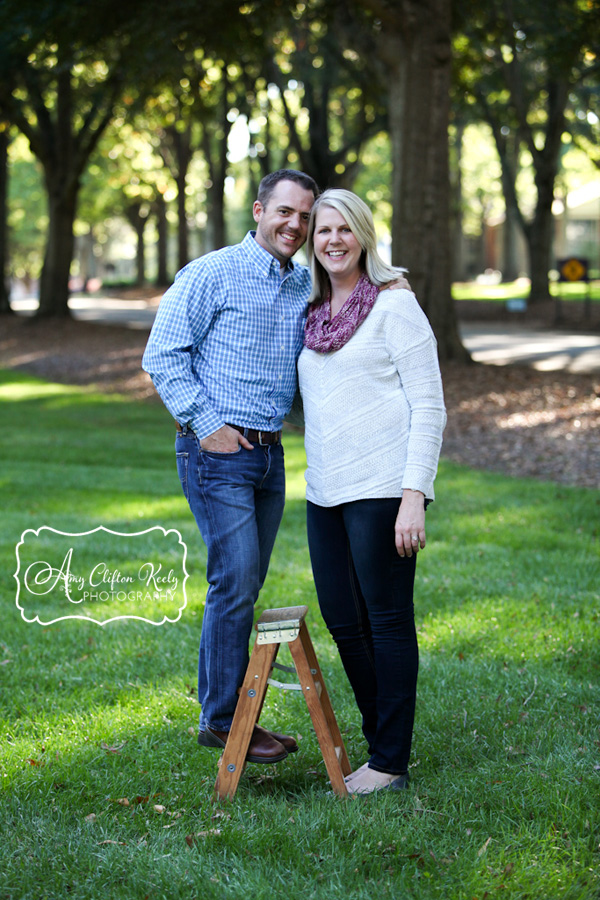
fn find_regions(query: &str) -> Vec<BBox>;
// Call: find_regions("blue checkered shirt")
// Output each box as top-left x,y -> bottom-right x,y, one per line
142,232 -> 311,439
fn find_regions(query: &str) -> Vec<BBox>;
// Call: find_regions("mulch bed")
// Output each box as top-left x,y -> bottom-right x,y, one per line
1,311 -> 598,490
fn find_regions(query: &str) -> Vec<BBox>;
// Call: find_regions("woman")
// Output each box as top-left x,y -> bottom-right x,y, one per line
298,189 -> 446,794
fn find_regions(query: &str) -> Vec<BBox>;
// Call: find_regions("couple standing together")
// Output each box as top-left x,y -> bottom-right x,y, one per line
142,169 -> 446,795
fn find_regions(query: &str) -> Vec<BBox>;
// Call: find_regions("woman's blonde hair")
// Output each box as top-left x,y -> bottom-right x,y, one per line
306,188 -> 407,305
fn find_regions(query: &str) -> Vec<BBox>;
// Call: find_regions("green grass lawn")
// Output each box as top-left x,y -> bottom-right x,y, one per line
452,280 -> 600,303
1,370 -> 599,900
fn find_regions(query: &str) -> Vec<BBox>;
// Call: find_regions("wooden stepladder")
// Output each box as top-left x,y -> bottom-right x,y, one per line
213,606 -> 351,801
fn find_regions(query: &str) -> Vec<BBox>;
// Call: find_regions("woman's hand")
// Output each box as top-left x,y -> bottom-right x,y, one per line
395,489 -> 426,557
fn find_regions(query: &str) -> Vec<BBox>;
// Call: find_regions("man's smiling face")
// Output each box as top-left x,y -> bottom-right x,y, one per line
252,180 -> 315,265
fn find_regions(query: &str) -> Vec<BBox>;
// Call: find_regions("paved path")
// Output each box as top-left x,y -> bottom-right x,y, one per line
12,296 -> 157,330
459,323 -> 600,374
11,296 -> 600,374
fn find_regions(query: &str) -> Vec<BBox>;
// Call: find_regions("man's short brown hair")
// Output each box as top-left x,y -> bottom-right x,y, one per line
257,169 -> 320,207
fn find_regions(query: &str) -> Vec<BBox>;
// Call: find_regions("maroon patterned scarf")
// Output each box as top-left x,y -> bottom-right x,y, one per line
304,273 -> 379,353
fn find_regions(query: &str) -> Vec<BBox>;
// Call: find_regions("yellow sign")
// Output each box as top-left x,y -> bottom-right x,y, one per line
558,258 -> 588,283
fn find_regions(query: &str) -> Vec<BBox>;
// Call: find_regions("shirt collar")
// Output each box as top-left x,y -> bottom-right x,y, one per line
242,231 -> 296,277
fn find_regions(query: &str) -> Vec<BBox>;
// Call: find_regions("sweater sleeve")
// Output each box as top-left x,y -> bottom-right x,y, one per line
383,291 -> 447,497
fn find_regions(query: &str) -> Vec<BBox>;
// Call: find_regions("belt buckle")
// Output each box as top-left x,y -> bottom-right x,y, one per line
258,430 -> 268,446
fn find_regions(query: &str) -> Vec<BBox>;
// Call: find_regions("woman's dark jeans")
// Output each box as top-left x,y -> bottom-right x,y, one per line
307,498 -> 418,774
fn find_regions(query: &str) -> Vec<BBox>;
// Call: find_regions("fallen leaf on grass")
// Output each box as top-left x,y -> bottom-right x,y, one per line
185,830 -> 221,847
85,813 -> 97,823
112,794 -> 160,806
101,741 -> 126,753
211,810 -> 231,822
162,813 -> 184,829
153,805 -> 166,814
253,774 -> 276,785
97,840 -> 126,846
478,837 -> 492,857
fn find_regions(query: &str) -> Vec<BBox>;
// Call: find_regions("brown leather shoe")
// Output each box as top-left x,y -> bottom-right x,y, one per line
257,726 -> 299,753
198,725 -> 288,764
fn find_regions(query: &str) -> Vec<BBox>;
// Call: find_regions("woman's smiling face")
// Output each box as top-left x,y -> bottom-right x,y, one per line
312,206 -> 363,281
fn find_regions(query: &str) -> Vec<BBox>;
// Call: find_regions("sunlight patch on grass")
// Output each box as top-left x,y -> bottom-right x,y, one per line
0,378 -> 85,402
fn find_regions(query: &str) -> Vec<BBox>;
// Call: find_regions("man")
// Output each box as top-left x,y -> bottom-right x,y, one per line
142,170 -> 319,765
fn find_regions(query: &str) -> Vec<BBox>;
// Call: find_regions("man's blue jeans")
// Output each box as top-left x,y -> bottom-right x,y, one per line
176,431 -> 285,732
307,498 -> 419,775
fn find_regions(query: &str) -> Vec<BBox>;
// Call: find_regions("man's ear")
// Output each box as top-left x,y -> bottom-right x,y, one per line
252,200 -> 263,224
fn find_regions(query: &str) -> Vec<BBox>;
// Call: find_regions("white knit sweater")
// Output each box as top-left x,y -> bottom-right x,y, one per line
298,289 -> 447,507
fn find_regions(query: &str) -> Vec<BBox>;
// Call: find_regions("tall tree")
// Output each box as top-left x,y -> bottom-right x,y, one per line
89,118 -> 175,284
0,0 -> 250,316
0,125 -> 11,313
456,0 -> 600,301
348,0 -> 468,361
157,116 -> 194,269
0,0 -> 163,315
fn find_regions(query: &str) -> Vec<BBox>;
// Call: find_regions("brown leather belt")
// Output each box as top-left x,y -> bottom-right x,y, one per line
227,424 -> 281,445
175,421 -> 281,446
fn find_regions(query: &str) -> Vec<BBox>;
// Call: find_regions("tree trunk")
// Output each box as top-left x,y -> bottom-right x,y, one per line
30,60 -> 116,317
502,202 -> 521,282
78,229 -> 97,288
154,194 -> 169,286
37,174 -> 78,317
202,117 -> 229,252
524,96 -> 566,302
501,135 -> 521,281
136,216 -> 146,285
125,204 -> 147,285
450,122 -> 466,282
173,126 -> 192,270
525,204 -> 555,302
176,168 -> 188,269
382,0 -> 468,361
0,129 -> 11,313
205,183 -> 226,251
